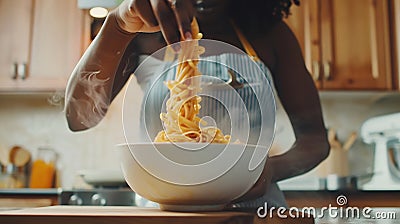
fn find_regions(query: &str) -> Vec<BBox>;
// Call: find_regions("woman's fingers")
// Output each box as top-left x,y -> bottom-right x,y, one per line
116,0 -> 159,33
232,175 -> 268,203
171,0 -> 194,40
119,0 -> 194,43
133,0 -> 158,27
230,160 -> 273,204
149,0 -> 180,45
147,0 -> 194,44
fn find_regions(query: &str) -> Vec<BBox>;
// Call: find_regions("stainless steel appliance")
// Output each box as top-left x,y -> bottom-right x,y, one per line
59,188 -> 136,206
59,168 -> 136,206
59,168 -> 158,207
360,112 -> 400,190
59,185 -> 158,207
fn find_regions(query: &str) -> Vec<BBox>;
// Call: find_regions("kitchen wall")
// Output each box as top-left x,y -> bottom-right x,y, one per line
0,86 -> 400,188
280,91 -> 400,189
320,91 -> 400,173
0,76 -> 143,188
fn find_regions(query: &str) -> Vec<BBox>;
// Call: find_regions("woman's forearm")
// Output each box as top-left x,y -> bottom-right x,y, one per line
65,11 -> 136,131
270,134 -> 330,183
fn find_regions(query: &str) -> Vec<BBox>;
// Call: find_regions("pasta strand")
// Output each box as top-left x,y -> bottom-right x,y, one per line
155,18 -> 230,143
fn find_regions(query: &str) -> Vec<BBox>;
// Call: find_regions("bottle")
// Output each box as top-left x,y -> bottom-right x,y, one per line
29,147 -> 57,188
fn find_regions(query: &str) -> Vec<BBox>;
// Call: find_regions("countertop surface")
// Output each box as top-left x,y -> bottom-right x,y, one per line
0,206 -> 288,224
0,205 -> 318,224
0,205 -> 399,224
314,207 -> 400,224
1,188 -> 400,195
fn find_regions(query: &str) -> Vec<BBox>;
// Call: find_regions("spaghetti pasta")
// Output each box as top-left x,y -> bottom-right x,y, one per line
154,19 -> 230,143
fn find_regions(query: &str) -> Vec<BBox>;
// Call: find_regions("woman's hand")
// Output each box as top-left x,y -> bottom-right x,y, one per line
231,158 -> 274,204
115,0 -> 195,44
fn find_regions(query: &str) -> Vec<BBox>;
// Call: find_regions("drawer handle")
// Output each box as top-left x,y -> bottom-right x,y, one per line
312,61 -> 320,81
323,61 -> 331,80
12,63 -> 18,79
18,63 -> 27,80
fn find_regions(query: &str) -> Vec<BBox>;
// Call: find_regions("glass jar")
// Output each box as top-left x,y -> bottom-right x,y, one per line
0,164 -> 26,188
29,147 -> 57,188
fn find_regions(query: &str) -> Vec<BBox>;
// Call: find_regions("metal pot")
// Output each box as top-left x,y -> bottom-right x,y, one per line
78,169 -> 127,188
319,174 -> 358,190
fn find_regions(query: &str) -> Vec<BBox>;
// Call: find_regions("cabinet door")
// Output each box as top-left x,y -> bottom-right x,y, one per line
0,0 -> 33,87
320,0 -> 392,90
25,0 -> 85,91
391,0 -> 400,89
286,0 -> 392,90
285,0 -> 321,88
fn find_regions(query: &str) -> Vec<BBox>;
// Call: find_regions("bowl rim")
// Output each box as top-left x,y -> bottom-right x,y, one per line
116,142 -> 268,150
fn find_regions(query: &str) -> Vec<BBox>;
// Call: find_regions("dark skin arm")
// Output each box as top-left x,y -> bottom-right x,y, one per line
269,22 -> 329,182
65,0 -> 193,131
233,21 -> 329,203
65,12 -> 137,131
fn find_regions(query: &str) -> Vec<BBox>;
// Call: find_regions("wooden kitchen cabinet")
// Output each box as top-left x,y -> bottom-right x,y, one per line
286,0 -> 392,90
391,0 -> 400,89
0,0 -> 33,87
0,0 -> 87,92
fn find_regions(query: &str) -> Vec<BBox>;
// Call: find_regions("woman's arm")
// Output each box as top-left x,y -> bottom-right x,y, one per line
65,11 -> 137,131
268,21 -> 330,182
233,21 -> 329,203
65,0 -> 195,131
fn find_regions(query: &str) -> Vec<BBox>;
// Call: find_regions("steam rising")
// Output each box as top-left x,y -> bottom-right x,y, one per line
66,71 -> 110,128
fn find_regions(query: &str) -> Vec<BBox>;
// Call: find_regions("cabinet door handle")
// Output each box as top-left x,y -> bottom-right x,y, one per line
369,0 -> 379,79
18,63 -> 27,80
12,63 -> 18,79
312,61 -> 320,81
323,61 -> 331,80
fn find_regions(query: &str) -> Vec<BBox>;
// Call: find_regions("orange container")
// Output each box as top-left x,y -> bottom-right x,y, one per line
29,147 -> 56,188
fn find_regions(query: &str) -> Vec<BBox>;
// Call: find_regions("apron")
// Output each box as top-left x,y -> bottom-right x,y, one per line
134,28 -> 289,208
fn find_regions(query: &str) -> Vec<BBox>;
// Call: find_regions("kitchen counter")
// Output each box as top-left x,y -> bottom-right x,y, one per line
0,188 -> 60,209
0,205 -> 315,224
0,206 -> 253,224
313,207 -> 400,224
283,190 -> 400,208
0,205 -> 398,224
2,188 -> 400,208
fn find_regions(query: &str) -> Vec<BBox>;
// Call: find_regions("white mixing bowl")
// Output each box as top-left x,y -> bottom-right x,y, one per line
117,142 -> 267,211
